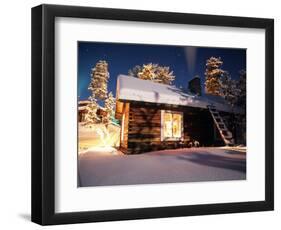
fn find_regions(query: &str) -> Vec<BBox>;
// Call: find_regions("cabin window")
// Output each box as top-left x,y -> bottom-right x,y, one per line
161,110 -> 183,141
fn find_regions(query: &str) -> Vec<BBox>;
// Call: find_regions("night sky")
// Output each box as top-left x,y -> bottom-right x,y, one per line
78,42 -> 246,101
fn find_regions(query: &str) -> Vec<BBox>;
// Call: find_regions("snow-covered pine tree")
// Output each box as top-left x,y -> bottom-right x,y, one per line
137,63 -> 158,81
219,72 -> 240,107
89,60 -> 109,100
205,57 -> 225,95
154,66 -> 175,85
102,92 -> 115,126
128,65 -> 143,78
83,93 -> 99,126
84,60 -> 109,126
236,70 -> 246,111
129,63 -> 176,85
237,69 -> 246,144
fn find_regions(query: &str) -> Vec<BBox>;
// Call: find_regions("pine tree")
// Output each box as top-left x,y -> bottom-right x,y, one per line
84,60 -> 109,126
102,92 -> 115,126
220,72 -> 239,107
236,70 -> 246,111
237,70 -> 246,144
155,66 -> 175,85
137,63 -> 157,81
129,63 -> 175,85
128,65 -> 142,78
205,57 -> 225,95
89,60 -> 109,100
83,93 -> 99,126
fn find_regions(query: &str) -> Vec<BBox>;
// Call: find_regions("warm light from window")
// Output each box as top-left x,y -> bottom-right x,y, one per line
173,113 -> 182,138
163,111 -> 182,139
164,112 -> 173,138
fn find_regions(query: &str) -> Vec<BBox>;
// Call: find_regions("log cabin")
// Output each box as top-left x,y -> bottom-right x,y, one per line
78,100 -> 89,122
78,100 -> 107,123
115,75 -> 245,154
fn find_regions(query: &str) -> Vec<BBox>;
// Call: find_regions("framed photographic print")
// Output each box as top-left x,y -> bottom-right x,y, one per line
31,4 -> 274,225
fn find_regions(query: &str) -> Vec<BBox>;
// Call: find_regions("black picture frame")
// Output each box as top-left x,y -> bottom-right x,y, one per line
31,4 -> 274,225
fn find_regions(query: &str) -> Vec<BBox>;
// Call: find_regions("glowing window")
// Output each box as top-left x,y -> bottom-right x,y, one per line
162,111 -> 183,140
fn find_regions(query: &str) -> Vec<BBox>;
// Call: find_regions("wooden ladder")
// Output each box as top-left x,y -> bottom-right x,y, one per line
207,105 -> 234,146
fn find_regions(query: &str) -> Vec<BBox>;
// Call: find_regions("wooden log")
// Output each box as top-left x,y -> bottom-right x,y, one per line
128,127 -> 161,133
130,107 -> 159,112
129,120 -> 161,125
128,133 -> 160,139
129,123 -> 161,127
128,132 -> 161,137
129,117 -> 161,122
128,138 -> 161,143
129,115 -> 160,120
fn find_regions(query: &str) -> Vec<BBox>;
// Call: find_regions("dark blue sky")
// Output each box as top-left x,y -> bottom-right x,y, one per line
78,42 -> 246,100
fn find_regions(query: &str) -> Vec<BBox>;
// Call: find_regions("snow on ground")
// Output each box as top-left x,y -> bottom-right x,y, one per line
78,147 -> 246,187
78,123 -> 120,154
219,146 -> 246,152
80,146 -> 120,155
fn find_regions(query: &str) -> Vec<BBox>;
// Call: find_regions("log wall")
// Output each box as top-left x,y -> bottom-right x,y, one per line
127,106 -> 162,154
119,103 -> 130,151
119,101 -> 225,154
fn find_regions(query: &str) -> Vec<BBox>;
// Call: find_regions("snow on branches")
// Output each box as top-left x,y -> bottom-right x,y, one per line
219,72 -> 240,107
205,57 -> 246,111
103,92 -> 115,126
155,66 -> 175,85
219,69 -> 246,110
83,60 -> 115,127
128,63 -> 175,85
205,57 -> 225,96
128,65 -> 142,78
137,63 -> 157,81
236,70 -> 246,110
89,60 -> 110,100
83,93 -> 99,126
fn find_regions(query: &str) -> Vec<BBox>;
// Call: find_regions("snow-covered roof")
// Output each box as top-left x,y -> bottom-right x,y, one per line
78,100 -> 90,105
78,106 -> 87,111
116,75 -> 242,113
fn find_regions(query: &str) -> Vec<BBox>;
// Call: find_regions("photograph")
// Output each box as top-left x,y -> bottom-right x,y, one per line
30,3 -> 274,225
77,42 -> 247,187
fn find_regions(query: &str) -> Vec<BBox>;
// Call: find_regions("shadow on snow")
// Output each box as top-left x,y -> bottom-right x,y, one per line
176,152 -> 246,173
